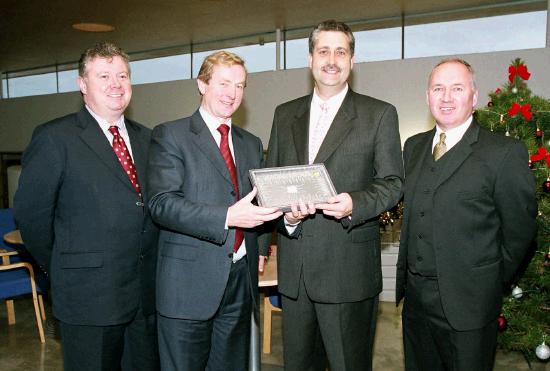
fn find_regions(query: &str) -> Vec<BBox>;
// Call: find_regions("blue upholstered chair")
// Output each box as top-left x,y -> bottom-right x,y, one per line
262,288 -> 282,354
0,208 -> 46,343
0,207 -> 20,325
0,251 -> 46,342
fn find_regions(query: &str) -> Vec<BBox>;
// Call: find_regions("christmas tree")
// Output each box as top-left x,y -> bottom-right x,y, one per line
476,58 -> 550,364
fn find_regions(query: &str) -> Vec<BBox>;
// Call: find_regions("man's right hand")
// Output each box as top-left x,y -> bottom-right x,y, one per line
227,187 -> 283,228
284,200 -> 316,224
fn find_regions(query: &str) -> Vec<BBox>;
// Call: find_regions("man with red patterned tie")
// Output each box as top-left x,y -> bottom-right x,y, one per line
147,50 -> 282,370
15,42 -> 160,371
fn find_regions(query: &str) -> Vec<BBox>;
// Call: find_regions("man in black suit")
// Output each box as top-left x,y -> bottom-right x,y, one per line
261,20 -> 404,370
14,42 -> 159,371
396,58 -> 537,370
147,51 -> 281,371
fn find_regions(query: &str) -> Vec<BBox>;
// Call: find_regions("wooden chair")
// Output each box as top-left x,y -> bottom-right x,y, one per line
260,241 -> 282,354
0,248 -> 46,343
262,291 -> 282,354
1,248 -> 19,325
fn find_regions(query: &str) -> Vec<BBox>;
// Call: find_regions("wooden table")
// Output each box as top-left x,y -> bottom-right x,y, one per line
3,230 -> 23,245
258,257 -> 277,287
2,229 -> 23,267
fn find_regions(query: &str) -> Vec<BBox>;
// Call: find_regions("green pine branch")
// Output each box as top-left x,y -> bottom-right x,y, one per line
475,58 -> 550,363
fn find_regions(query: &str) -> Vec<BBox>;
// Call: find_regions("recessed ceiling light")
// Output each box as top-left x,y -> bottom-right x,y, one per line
72,23 -> 115,32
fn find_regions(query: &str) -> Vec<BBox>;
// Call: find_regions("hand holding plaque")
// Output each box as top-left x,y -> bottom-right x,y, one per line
249,164 -> 337,212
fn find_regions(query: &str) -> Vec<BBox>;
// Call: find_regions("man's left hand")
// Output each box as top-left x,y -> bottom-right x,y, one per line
316,193 -> 353,219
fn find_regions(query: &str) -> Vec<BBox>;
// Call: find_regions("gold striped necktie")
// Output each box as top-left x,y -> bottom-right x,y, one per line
433,132 -> 447,161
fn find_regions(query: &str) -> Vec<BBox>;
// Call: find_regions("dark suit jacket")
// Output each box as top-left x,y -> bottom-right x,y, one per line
396,119 -> 537,331
262,89 -> 404,302
14,108 -> 158,326
147,110 -> 264,320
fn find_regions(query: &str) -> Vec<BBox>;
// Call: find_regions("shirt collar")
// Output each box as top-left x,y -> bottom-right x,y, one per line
434,116 -> 473,150
199,106 -> 232,133
312,84 -> 348,111
436,116 -> 473,137
86,105 -> 125,132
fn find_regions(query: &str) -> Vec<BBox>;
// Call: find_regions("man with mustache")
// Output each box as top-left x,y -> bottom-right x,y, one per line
261,20 -> 403,370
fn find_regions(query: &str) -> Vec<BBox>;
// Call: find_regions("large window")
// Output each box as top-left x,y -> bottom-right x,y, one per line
192,42 -> 276,78
1,10 -> 547,99
58,69 -> 79,93
131,54 -> 192,84
354,27 -> 402,63
5,73 -> 57,98
284,38 -> 310,70
405,11 -> 546,58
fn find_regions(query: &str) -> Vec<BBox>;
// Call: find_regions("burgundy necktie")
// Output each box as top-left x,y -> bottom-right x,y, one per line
217,124 -> 244,252
108,125 -> 142,199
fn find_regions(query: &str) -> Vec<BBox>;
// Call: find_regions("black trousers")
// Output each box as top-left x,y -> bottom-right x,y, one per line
59,305 -> 159,371
281,272 -> 379,371
403,271 -> 497,371
158,257 -> 252,371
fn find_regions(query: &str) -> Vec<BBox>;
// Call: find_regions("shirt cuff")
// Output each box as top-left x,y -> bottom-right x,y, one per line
284,215 -> 300,234
224,210 -> 229,230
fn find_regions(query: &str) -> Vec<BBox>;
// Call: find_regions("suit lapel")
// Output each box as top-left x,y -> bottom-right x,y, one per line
313,90 -> 355,164
77,109 -> 135,192
290,96 -> 312,165
189,111 -> 234,188
405,130 -> 434,203
232,126 -> 251,196
433,121 -> 479,190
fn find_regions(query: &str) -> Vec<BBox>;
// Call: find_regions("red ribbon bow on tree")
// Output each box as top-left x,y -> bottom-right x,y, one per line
531,146 -> 550,168
508,103 -> 533,121
508,63 -> 531,83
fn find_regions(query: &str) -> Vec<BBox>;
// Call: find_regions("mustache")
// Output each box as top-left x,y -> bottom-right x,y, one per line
321,64 -> 341,72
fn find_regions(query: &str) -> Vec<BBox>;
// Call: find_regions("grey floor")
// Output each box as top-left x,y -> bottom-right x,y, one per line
0,295 -> 548,370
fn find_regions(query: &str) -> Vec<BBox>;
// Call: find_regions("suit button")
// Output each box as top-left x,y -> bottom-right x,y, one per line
419,211 -> 425,217
430,167 -> 436,172
418,234 -> 423,239
228,253 -> 234,259
417,256 -> 423,262
423,189 -> 430,194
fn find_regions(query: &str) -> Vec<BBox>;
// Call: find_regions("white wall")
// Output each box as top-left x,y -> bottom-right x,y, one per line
1,47 -> 549,151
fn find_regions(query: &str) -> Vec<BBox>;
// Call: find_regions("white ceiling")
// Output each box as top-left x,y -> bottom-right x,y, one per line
0,0 -> 544,73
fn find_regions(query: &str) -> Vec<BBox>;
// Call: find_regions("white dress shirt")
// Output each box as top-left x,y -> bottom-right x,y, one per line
432,116 -> 473,153
285,85 -> 349,232
86,105 -> 134,158
308,84 -> 349,164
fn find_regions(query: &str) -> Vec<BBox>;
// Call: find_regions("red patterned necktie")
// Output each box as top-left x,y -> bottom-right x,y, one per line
108,125 -> 142,199
217,124 -> 244,252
